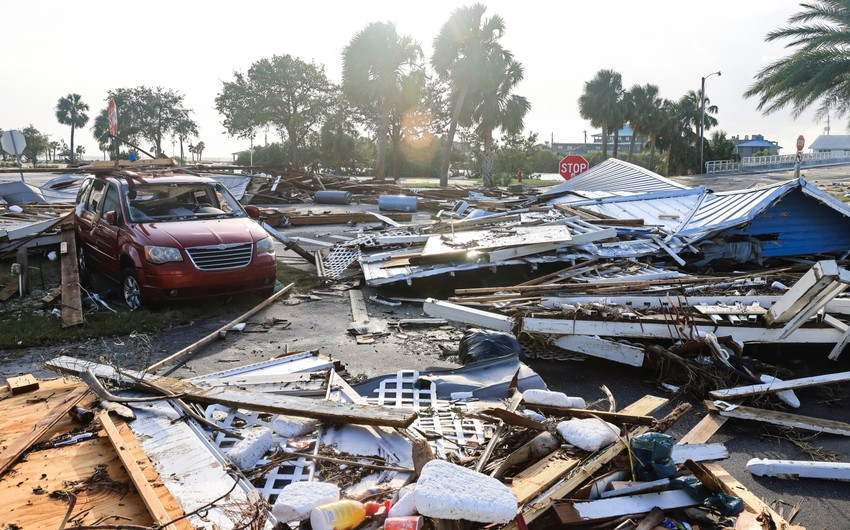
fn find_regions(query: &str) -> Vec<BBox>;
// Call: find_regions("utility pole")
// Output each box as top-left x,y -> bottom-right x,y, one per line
700,71 -> 721,174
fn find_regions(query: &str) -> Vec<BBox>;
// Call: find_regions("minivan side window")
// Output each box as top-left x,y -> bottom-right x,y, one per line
100,185 -> 122,225
76,178 -> 93,205
88,180 -> 107,213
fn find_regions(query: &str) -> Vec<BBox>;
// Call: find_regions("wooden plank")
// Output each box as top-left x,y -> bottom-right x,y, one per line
765,260 -> 850,337
747,458 -> 850,481
0,434 -> 155,528
48,357 -> 418,428
707,400 -> 850,436
509,395 -> 666,505
523,405 -> 656,426
423,298 -> 513,332
98,412 -> 179,530
685,460 -> 799,529
145,282 -> 294,373
553,335 -> 645,367
6,374 -> 39,395
0,384 -> 89,477
678,414 -> 728,445
694,304 -> 768,316
554,489 -> 700,525
0,281 -> 17,302
709,370 -> 850,400
59,227 -> 84,327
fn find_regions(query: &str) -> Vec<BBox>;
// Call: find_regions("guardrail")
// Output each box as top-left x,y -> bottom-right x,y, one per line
706,151 -> 850,174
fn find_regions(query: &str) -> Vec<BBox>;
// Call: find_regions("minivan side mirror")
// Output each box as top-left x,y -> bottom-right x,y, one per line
105,210 -> 117,225
244,205 -> 260,219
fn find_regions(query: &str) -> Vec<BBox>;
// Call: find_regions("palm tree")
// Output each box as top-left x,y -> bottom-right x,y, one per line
578,69 -> 624,159
55,93 -> 89,164
745,0 -> 850,121
432,3 -> 509,187
624,84 -> 661,162
194,141 -> 205,162
173,115 -> 198,165
465,56 -> 529,187
343,22 -> 423,180
48,141 -> 61,162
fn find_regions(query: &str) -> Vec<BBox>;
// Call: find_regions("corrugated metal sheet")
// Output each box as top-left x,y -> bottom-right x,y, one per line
810,134 -> 850,150
539,158 -> 691,199
549,187 -> 706,233
679,178 -> 850,241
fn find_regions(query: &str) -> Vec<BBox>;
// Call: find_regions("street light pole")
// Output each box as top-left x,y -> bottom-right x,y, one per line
700,70 -> 721,174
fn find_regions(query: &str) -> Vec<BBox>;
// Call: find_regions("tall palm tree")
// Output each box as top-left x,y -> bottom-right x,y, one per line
465,56 -> 529,187
343,22 -> 423,180
578,69 -> 624,159
625,84 -> 661,161
195,141 -> 205,162
432,3 -> 509,187
55,93 -> 89,164
173,113 -> 198,165
745,0 -> 850,121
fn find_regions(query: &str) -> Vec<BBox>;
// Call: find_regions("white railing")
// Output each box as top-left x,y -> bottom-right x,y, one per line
706,151 -> 850,174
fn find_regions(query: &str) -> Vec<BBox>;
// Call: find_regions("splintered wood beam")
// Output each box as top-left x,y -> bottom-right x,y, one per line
706,400 -> 850,436
765,260 -> 850,337
59,228 -> 84,327
98,412 -> 179,530
145,282 -> 294,374
48,357 -> 417,428
0,385 -> 89,477
677,414 -> 728,445
710,370 -> 850,400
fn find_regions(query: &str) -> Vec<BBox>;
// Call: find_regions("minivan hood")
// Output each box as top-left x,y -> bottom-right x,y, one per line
133,218 -> 266,248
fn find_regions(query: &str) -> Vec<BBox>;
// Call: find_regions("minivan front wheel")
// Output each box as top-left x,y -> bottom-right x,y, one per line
122,267 -> 143,311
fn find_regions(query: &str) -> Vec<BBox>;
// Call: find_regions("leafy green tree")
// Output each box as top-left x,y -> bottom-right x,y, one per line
320,100 -> 359,173
343,21 -> 423,180
464,54 -> 529,187
745,0 -> 850,121
432,3 -> 509,186
624,84 -> 661,161
216,55 -> 335,169
579,69 -> 624,159
55,93 -> 89,164
707,131 -> 741,161
91,86 -> 192,158
20,125 -> 50,164
494,131 -> 537,178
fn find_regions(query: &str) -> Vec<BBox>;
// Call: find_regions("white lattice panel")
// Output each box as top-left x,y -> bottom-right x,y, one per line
204,404 -> 315,504
322,245 -> 361,279
366,371 -> 490,459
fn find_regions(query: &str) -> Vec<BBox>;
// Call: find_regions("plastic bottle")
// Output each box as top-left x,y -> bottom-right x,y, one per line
310,499 -> 391,530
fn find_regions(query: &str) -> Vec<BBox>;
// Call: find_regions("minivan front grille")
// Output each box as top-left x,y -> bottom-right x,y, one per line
186,242 -> 253,271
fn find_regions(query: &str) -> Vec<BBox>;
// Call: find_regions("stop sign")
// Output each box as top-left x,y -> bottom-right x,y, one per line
559,154 -> 589,180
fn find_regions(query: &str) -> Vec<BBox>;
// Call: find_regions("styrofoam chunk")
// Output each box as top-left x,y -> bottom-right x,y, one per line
273,415 -> 320,438
759,374 -> 801,408
272,481 -> 340,522
388,488 -> 416,517
412,460 -> 517,523
557,418 -> 620,451
521,409 -> 546,422
227,427 -> 273,470
523,389 -> 585,409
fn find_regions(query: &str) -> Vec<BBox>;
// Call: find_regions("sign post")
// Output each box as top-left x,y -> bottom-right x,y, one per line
559,154 -> 589,180
1,129 -> 27,182
108,97 -> 119,162
795,135 -> 804,179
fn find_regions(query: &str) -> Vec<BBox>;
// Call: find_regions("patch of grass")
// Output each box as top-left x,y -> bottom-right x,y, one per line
0,257 -> 321,349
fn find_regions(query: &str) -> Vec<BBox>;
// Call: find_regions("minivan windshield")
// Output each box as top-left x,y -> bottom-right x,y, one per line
124,182 -> 247,222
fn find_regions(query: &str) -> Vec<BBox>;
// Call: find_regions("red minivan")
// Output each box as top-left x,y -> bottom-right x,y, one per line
74,169 -> 277,310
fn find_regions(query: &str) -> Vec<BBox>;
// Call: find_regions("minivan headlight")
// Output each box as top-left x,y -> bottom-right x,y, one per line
256,236 -> 275,255
144,245 -> 183,264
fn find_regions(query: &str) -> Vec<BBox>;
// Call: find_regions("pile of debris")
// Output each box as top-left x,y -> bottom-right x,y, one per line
2,322 -> 821,529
